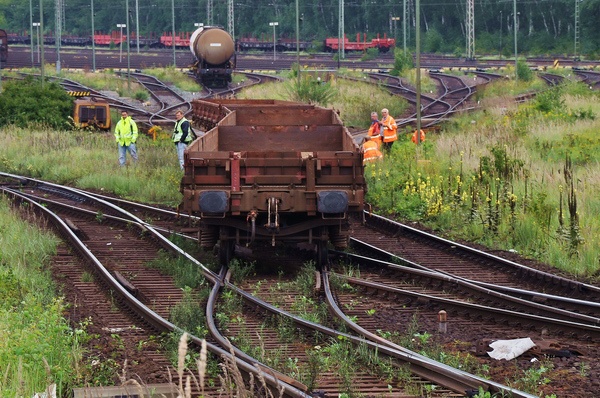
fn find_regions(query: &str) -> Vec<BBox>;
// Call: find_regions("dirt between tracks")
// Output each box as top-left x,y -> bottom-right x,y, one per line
49,216 -> 600,397
51,242 -> 173,387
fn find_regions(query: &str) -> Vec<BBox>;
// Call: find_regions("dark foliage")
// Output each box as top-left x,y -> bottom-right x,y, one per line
0,77 -> 74,129
2,0 -> 600,55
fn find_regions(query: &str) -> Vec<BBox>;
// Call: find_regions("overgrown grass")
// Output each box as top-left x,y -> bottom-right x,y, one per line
238,73 -> 407,129
143,66 -> 203,92
475,72 -> 548,100
163,332 -> 282,398
6,66 -> 163,102
402,68 -> 437,94
366,79 -> 600,278
0,198 -> 88,397
0,126 -> 183,206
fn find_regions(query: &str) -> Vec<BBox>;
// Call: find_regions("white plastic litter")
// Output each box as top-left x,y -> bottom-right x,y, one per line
487,337 -> 536,360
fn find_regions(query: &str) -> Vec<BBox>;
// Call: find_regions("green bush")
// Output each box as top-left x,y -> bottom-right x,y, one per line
133,89 -> 149,102
390,49 -> 414,76
534,86 -> 564,113
0,77 -> 73,129
423,28 -> 444,53
284,74 -> 337,106
516,59 -> 534,82
360,48 -> 379,61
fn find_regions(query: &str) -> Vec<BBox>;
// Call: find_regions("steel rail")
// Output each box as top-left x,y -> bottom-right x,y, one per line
346,236 -> 600,313
0,176 -> 310,398
0,172 -> 219,283
367,72 -> 477,129
319,270 -> 537,398
205,268 -> 310,393
361,211 -> 600,295
119,71 -> 192,125
223,276 -> 535,397
443,273 -> 600,311
332,247 -> 600,332
424,72 -> 475,126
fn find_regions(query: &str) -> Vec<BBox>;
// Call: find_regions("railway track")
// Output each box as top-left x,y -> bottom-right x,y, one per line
330,252 -> 600,333
118,71 -> 192,126
1,173 -> 541,397
11,72 -> 157,121
573,68 -> 600,88
217,262 -> 537,396
328,211 -> 600,395
5,46 -> 588,138
8,45 -> 600,75
0,173 -> 309,398
4,172 -> 598,395
324,268 -> 599,396
82,177 -> 596,395
232,272 -> 468,397
347,71 -> 483,141
349,213 -> 600,301
198,71 -> 284,99
12,72 -> 167,131
4,46 -> 597,391
538,73 -> 565,86
9,68 -> 283,133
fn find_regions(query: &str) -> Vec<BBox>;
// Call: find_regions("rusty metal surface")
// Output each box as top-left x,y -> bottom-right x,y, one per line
181,99 -> 366,258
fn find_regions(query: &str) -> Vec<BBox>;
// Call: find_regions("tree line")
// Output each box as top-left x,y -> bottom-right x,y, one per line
2,0 -> 600,57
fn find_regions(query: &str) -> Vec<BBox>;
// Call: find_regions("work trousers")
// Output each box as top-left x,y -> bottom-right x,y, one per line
118,143 -> 138,166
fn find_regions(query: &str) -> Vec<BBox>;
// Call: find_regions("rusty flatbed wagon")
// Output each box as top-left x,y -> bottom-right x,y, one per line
179,99 -> 366,265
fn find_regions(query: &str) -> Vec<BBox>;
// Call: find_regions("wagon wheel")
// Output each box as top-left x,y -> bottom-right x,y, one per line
316,240 -> 329,267
218,239 -> 235,266
218,227 -> 235,266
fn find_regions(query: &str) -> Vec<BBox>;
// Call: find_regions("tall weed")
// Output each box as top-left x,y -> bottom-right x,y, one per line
0,199 -> 87,397
239,73 -> 407,129
368,80 -> 600,277
0,126 -> 183,206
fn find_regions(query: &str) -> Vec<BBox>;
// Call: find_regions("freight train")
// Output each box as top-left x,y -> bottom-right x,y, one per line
188,26 -> 236,88
6,30 -> 393,53
324,33 -> 395,53
179,99 -> 366,265
237,36 -> 312,52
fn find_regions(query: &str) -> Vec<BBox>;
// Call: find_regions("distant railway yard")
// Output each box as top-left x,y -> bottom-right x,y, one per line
5,44 -> 600,72
5,45 -> 600,136
2,44 -> 600,398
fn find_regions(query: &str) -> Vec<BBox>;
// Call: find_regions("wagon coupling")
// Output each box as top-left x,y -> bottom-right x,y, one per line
246,209 -> 258,246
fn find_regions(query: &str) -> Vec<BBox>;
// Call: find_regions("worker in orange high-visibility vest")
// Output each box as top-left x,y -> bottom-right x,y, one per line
411,129 -> 426,144
366,111 -> 383,149
362,135 -> 383,164
380,108 -> 397,152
